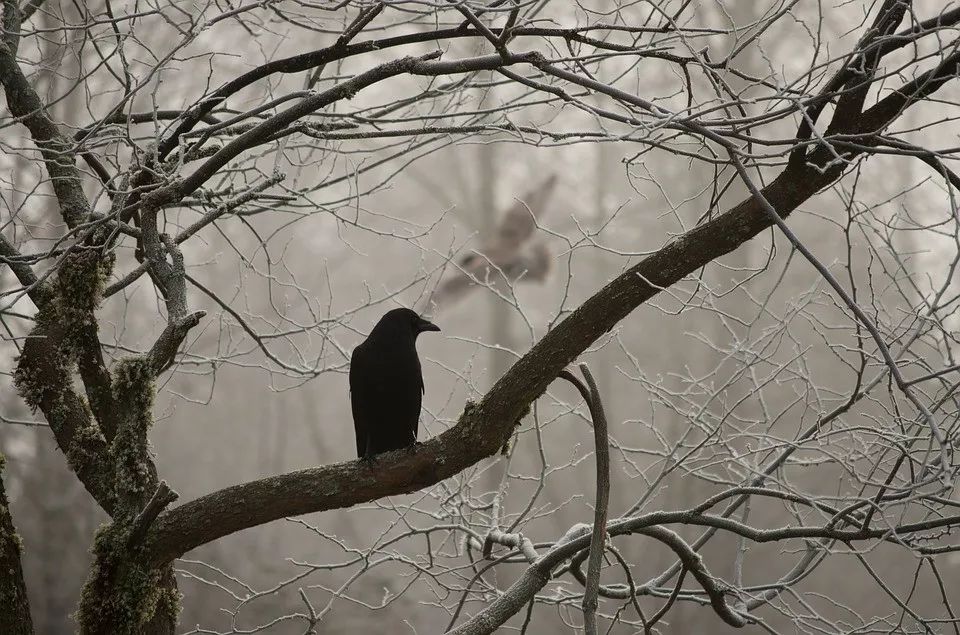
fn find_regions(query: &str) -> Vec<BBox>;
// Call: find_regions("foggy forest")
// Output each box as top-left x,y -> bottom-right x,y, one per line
2,0 -> 960,633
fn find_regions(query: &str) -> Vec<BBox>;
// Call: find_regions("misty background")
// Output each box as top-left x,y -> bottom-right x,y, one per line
2,1 -> 958,633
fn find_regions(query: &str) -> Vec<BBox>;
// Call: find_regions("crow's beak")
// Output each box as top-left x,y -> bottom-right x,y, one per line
418,318 -> 441,333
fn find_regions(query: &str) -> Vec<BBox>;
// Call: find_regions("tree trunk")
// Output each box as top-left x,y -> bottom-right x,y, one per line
0,456 -> 34,635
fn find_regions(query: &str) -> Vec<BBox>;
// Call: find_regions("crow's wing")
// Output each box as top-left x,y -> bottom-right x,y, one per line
352,335 -> 423,454
414,356 -> 423,439
349,343 -> 371,458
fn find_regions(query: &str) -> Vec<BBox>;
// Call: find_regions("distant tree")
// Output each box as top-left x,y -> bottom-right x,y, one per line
2,1 -> 960,633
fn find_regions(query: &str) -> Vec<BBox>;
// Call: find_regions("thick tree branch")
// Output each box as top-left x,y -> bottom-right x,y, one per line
0,1 -> 92,230
858,49 -> 960,131
143,161 -> 830,566
0,233 -> 52,310
155,24 -> 724,160
17,0 -> 43,23
830,0 -> 909,125
146,310 -> 206,376
127,481 -> 178,550
166,50 -> 553,202
74,319 -> 118,438
789,0 -> 951,167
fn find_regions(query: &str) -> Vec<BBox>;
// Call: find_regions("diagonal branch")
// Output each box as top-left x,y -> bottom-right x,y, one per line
14,314 -> 118,514
858,48 -> 960,131
127,481 -> 178,550
830,0 -> 910,126
142,7 -> 960,572
0,233 -> 51,310
0,1 -> 92,230
166,50 -> 547,202
143,160 -> 831,566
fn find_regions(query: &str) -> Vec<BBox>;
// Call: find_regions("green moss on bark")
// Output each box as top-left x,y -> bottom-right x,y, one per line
10,237 -> 178,633
110,357 -> 155,503
12,248 -> 115,413
66,418 -> 107,474
0,453 -> 35,635
75,355 -> 181,633
77,524 -> 177,635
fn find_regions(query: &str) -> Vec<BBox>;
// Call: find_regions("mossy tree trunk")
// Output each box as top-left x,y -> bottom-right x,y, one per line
8,249 -> 183,635
2,3 -> 192,632
0,455 -> 34,635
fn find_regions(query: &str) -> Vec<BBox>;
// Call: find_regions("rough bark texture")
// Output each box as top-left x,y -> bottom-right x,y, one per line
0,456 -> 34,635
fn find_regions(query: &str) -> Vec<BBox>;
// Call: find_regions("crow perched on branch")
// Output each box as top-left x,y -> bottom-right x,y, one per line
350,308 -> 441,460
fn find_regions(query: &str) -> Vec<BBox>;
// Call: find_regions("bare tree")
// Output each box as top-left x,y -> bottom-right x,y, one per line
2,1 -> 960,633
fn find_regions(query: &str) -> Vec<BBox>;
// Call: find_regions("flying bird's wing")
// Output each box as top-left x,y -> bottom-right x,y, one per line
428,174 -> 557,309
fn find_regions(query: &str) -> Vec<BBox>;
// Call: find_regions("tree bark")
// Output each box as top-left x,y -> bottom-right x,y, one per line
0,456 -> 35,635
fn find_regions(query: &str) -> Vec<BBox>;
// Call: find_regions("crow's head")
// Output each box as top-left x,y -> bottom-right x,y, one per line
376,307 -> 441,339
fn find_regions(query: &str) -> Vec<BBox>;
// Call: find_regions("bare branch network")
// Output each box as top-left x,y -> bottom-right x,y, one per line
1,1 -> 960,633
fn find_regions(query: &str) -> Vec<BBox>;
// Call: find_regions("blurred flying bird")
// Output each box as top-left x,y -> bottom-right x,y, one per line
350,308 -> 441,460
428,174 -> 557,309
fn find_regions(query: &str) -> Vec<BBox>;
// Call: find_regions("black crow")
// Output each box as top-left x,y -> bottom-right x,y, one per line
350,308 -> 440,460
